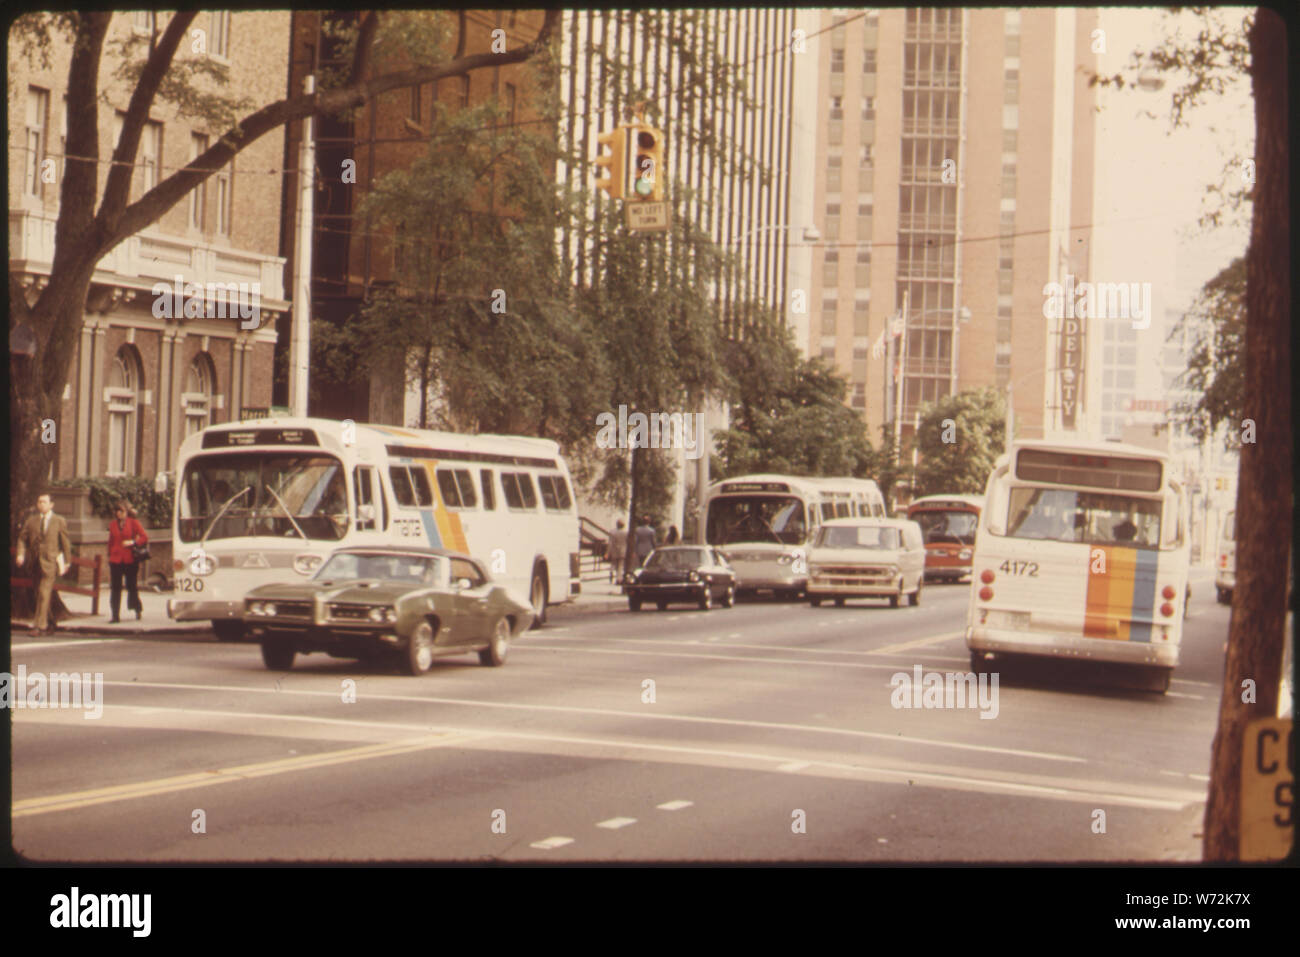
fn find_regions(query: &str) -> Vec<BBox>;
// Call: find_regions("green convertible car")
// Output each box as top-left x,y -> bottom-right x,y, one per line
242,546 -> 534,675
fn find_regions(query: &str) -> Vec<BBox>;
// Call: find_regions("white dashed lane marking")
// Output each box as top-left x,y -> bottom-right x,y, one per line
529,836 -> 574,850
596,817 -> 638,829
777,761 -> 810,773
657,800 -> 694,811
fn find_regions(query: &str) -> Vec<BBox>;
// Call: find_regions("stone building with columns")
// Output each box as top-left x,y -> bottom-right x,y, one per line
9,11 -> 290,483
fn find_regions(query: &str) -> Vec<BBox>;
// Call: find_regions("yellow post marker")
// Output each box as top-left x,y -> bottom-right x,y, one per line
1239,717 -> 1293,860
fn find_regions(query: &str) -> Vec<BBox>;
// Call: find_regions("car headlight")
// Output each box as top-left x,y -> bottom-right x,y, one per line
887,565 -> 900,576
688,571 -> 700,582
246,601 -> 262,616
959,549 -> 973,560
624,572 -> 638,584
368,606 -> 390,623
294,554 -> 324,576
775,554 -> 793,565
809,565 -> 822,575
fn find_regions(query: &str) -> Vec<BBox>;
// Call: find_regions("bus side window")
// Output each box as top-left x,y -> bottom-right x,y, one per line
821,502 -> 835,521
517,473 -> 538,509
835,502 -> 850,518
354,466 -> 377,531
390,467 -> 415,507
436,469 -> 463,508
556,476 -> 573,510
538,475 -> 562,511
480,469 -> 496,510
501,472 -> 524,509
455,469 -> 477,508
410,467 -> 434,507
874,502 -> 885,517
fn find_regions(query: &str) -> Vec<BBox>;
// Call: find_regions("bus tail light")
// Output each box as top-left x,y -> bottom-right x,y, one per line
174,559 -> 184,572
979,586 -> 993,602
1160,602 -> 1174,617
980,569 -> 995,584
1161,585 -> 1176,600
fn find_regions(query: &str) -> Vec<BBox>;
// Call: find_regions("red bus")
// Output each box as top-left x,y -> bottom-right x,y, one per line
906,494 -> 982,583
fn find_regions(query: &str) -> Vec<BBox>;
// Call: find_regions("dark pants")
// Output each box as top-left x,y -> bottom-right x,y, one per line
110,562 -> 141,618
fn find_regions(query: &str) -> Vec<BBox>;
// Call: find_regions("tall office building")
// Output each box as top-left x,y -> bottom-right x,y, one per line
801,7 -> 1098,449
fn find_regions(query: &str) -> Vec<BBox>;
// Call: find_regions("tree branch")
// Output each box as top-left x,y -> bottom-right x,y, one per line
106,10 -> 561,248
348,12 -> 378,87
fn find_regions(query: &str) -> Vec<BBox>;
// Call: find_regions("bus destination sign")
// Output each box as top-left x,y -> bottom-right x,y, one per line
202,428 -> 320,449
720,482 -> 790,494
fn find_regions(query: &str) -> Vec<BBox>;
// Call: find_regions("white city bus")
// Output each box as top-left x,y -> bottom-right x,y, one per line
169,417 -> 580,638
966,439 -> 1190,692
704,474 -> 886,597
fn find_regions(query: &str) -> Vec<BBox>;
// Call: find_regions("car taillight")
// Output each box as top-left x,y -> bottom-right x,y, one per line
1161,585 -> 1176,600
980,569 -> 995,584
174,559 -> 184,572
979,586 -> 993,601
1160,602 -> 1174,617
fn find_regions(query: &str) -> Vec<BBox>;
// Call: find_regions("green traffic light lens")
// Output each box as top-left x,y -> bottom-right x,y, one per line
635,179 -> 653,196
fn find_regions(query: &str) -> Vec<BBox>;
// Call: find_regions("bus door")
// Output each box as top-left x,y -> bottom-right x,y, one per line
353,465 -> 388,542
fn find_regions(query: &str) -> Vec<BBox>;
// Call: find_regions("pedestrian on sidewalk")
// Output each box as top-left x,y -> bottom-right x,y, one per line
634,515 -> 657,568
107,500 -> 149,623
606,519 -> 628,583
16,492 -> 73,635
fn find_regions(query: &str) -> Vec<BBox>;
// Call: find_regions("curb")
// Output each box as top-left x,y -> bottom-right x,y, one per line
549,597 -> 628,620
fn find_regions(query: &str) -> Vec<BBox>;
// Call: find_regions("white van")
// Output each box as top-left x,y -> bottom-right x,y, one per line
1215,510 -> 1235,604
806,518 -> 926,608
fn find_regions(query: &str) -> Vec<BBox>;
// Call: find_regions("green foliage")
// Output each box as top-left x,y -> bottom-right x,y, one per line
1168,257 -> 1245,445
51,475 -> 175,528
713,316 -> 873,480
911,388 -> 1006,498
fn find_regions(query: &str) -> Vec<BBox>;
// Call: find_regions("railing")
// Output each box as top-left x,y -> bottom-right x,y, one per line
578,516 -> 611,581
10,549 -> 103,617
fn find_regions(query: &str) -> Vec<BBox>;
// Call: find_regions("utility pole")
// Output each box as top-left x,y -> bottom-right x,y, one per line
290,74 -> 315,418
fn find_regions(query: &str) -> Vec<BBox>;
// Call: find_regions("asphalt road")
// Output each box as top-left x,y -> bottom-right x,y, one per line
10,569 -> 1230,862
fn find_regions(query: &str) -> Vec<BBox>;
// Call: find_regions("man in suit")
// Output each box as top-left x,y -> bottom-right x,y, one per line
17,493 -> 73,635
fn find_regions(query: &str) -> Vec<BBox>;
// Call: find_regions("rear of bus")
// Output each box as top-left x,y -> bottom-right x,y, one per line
1215,509 -> 1235,603
907,495 -> 981,582
966,443 -> 1189,690
705,478 -> 813,598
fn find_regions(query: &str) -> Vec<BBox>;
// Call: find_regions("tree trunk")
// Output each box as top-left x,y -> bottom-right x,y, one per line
1202,8 -> 1291,861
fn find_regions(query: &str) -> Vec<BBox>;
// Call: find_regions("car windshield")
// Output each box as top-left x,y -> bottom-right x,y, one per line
646,548 -> 708,570
314,553 -> 445,585
706,495 -> 807,546
1006,487 -> 1162,548
815,525 -> 901,550
178,452 -> 348,542
911,508 -> 977,545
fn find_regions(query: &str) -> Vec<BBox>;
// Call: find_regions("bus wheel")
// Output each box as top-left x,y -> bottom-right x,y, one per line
628,597 -> 643,612
1216,587 -> 1230,605
261,641 -> 295,671
970,651 -> 994,676
528,566 -> 548,629
213,620 -> 245,642
478,618 -> 510,667
809,597 -> 822,608
909,581 -> 922,607
834,597 -> 846,608
889,583 -> 902,608
657,601 -> 668,611
1144,665 -> 1172,694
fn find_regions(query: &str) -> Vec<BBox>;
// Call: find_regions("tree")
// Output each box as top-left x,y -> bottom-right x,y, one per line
7,10 -> 559,531
713,317 -> 874,480
1167,257 -> 1246,443
1096,8 -> 1291,860
911,389 -> 1006,497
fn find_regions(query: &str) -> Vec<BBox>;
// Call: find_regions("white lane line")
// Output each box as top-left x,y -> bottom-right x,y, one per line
706,636 -> 721,642
529,836 -> 574,849
728,633 -> 741,638
817,622 -> 830,627
1188,773 -> 1210,782
1159,769 -> 1185,778
96,680 -> 1087,764
543,635 -> 956,659
14,638 -> 129,652
525,643 -> 923,672
596,817 -> 637,829
777,761 -> 810,773
870,632 -> 963,655
1165,691 -> 1205,700
1171,678 -> 1216,688
657,800 -> 694,811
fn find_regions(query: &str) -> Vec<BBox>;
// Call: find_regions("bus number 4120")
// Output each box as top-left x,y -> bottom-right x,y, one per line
999,560 -> 1039,577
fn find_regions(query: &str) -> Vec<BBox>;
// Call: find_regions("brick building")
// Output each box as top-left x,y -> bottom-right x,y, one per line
9,11 -> 290,483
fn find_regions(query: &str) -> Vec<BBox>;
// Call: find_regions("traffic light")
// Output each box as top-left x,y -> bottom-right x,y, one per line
629,125 -> 664,202
595,126 -> 628,200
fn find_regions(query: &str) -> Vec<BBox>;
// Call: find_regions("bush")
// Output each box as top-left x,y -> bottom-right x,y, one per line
51,475 -> 174,528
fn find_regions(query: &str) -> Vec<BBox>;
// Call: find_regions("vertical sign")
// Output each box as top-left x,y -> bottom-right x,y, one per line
1058,310 -> 1084,430
1240,717 -> 1293,861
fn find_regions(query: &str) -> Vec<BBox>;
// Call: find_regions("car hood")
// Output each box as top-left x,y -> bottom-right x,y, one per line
633,567 -> 700,584
810,547 -> 904,564
246,579 -> 422,604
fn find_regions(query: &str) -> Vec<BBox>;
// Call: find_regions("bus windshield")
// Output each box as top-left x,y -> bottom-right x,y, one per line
911,509 -> 978,546
1005,487 -> 1162,548
178,452 -> 348,543
706,495 -> 807,546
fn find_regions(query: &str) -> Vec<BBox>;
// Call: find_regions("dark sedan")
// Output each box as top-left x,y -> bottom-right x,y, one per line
625,546 -> 736,611
242,546 -> 533,675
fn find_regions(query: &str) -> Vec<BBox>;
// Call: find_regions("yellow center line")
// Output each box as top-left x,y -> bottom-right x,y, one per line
13,733 -> 482,818
869,632 -> 965,656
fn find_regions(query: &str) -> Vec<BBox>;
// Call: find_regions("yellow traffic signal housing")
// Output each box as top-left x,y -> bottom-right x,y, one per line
595,127 -> 628,200
629,126 -> 664,202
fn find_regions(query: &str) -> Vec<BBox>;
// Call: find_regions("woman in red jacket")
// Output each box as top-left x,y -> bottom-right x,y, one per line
107,500 -> 148,622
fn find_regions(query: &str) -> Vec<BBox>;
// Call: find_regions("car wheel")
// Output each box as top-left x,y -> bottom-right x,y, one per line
478,618 -> 510,667
403,620 -> 436,676
909,581 -> 922,607
889,583 -> 902,608
629,597 -> 643,612
834,597 -> 846,608
809,596 -> 822,607
1216,587 -> 1228,605
213,620 -> 245,642
528,567 -> 548,629
969,650 -> 994,676
657,601 -> 668,611
261,640 -> 295,671
698,586 -> 712,611
722,583 -> 736,608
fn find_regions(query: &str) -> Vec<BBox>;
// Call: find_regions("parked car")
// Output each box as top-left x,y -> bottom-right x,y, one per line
625,546 -> 736,611
243,546 -> 534,674
807,518 -> 926,608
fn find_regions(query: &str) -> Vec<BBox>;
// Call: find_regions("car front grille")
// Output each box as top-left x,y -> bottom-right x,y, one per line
328,603 -> 373,621
271,601 -> 313,618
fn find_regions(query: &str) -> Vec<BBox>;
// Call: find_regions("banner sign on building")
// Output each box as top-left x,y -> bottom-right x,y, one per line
1058,312 -> 1085,430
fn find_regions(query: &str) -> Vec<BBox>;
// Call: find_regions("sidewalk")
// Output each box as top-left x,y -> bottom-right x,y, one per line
10,576 -> 629,639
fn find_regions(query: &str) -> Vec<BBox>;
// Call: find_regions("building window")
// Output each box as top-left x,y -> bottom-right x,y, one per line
822,250 -> 839,287
856,249 -> 871,286
829,95 -> 843,120
831,48 -> 844,73
826,203 -> 840,237
183,353 -> 216,436
504,83 -> 517,125
853,299 -> 870,335
189,133 -> 209,229
1004,69 -> 1019,104
508,11 -> 518,28
210,11 -> 230,58
216,160 -> 232,235
861,96 -> 875,120
863,49 -> 877,73
25,87 -> 49,197
107,346 -> 142,476
852,383 -> 866,409
141,120 -> 162,191
860,144 -> 873,169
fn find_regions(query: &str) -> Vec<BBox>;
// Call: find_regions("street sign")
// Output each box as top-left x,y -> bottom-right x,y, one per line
626,201 -> 670,232
1240,717 -> 1293,861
